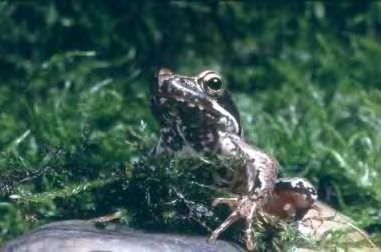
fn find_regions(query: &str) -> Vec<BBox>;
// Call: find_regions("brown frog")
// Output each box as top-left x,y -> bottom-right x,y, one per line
150,68 -> 318,250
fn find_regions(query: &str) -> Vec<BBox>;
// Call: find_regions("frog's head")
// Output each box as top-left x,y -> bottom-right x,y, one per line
151,68 -> 242,138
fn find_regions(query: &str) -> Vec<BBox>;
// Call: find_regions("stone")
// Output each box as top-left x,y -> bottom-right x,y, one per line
1,220 -> 243,252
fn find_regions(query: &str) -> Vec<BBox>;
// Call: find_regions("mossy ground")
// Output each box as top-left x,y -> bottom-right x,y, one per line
0,2 -> 380,250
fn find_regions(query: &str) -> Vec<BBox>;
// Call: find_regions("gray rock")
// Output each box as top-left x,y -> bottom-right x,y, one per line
1,220 -> 243,252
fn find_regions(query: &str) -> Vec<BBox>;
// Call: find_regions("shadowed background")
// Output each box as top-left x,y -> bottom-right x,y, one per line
0,1 -> 380,247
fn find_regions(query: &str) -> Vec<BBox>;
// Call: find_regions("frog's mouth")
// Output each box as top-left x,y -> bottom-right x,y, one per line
155,92 -> 212,113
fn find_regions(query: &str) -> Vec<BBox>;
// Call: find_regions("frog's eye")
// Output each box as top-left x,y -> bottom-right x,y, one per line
203,73 -> 223,91
206,77 -> 223,90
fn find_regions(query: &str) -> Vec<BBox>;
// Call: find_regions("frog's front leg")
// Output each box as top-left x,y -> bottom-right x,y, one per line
209,195 -> 260,250
209,132 -> 278,250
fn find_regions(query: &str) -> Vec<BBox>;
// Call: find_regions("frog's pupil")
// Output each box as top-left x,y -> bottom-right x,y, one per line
207,78 -> 222,90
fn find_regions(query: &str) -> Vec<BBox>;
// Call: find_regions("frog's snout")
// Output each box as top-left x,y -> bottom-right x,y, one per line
157,68 -> 173,85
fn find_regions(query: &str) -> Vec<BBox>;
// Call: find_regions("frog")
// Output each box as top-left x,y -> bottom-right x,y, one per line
150,68 -> 318,250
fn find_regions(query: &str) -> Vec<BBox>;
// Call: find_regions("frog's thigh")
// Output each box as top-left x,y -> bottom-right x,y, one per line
265,177 -> 318,219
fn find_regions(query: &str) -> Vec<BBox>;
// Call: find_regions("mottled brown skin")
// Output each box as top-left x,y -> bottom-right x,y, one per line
264,179 -> 316,220
150,68 -> 318,250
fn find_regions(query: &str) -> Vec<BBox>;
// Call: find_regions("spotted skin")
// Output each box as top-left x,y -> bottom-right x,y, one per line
264,177 -> 317,220
150,68 -> 317,250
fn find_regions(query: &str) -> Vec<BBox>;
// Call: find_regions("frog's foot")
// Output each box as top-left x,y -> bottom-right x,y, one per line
209,195 -> 258,251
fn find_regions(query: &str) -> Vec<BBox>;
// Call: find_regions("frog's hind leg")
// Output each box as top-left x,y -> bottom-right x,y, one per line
264,177 -> 318,220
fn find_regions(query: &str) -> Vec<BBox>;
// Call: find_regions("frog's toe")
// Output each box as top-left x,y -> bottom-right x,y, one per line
244,202 -> 257,251
208,209 -> 240,244
212,197 -> 239,208
210,196 -> 258,251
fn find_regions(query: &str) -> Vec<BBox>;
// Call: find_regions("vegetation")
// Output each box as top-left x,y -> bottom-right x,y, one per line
0,1 -> 380,250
